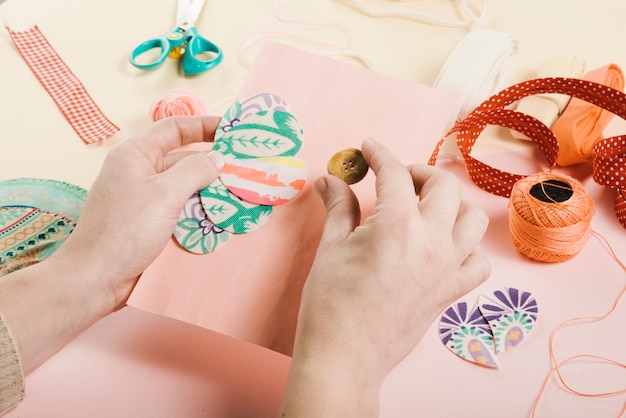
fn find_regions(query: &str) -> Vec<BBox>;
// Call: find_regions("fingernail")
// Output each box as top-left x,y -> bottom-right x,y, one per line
314,176 -> 328,196
207,150 -> 225,171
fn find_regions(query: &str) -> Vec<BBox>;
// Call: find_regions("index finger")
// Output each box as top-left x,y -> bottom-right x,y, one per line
132,115 -> 221,160
361,138 -> 417,210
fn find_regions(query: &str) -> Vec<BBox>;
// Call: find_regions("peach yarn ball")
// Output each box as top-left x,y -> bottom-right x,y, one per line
508,172 -> 595,263
150,89 -> 207,121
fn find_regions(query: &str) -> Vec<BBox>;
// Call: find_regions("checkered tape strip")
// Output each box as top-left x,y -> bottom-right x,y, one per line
7,25 -> 119,144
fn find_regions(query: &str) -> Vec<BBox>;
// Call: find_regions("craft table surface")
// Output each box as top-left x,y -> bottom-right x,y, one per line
1,0 -> 625,417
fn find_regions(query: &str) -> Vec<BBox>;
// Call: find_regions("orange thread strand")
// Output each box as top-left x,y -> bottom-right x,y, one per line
531,233 -> 626,416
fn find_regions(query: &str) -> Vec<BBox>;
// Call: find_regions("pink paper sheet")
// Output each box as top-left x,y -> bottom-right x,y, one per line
5,307 -> 290,418
128,42 -> 459,355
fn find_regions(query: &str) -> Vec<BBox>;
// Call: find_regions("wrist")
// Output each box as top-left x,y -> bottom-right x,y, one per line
46,241 -> 119,321
280,320 -> 385,417
0,251 -> 115,374
280,353 -> 383,418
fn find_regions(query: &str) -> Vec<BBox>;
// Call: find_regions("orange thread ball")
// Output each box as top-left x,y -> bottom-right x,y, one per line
508,172 -> 594,263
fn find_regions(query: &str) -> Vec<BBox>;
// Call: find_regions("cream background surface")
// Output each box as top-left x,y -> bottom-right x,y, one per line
1,1 -> 625,416
2,0 -> 626,191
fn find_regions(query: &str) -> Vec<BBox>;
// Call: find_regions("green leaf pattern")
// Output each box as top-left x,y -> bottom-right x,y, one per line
214,110 -> 303,158
199,181 -> 273,234
175,217 -> 230,254
172,192 -> 232,254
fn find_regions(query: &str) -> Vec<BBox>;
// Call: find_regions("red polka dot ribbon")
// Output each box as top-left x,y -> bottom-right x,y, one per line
593,136 -> 626,227
6,25 -> 119,144
428,77 -> 626,229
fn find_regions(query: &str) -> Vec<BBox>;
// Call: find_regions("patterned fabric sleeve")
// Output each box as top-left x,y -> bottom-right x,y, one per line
0,314 -> 25,415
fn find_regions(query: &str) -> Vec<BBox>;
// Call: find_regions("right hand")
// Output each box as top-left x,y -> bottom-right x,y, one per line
280,138 -> 490,417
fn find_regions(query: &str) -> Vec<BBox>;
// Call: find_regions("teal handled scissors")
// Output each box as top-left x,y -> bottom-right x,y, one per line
130,0 -> 222,75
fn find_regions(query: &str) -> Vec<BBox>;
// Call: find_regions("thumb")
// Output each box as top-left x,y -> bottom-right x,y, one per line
159,150 -> 224,202
315,175 -> 361,244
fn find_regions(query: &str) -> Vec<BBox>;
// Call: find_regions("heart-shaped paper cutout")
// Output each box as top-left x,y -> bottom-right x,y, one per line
439,287 -> 538,367
477,287 -> 538,355
439,301 -> 499,369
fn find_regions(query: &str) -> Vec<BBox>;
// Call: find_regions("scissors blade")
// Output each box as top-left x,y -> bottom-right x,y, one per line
176,0 -> 206,30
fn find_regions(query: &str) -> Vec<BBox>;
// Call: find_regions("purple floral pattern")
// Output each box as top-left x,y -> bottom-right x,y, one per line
478,287 -> 538,354
439,301 -> 499,368
439,287 -> 539,367
173,192 -> 231,254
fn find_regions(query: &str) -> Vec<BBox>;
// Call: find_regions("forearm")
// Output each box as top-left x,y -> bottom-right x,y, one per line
0,252 -> 113,374
279,350 -> 382,418
279,303 -> 386,418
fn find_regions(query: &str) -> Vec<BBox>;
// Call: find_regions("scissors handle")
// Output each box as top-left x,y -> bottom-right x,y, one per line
130,28 -> 185,70
182,27 -> 223,75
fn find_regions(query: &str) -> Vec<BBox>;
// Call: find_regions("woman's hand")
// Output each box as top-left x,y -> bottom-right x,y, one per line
0,115 -> 224,373
54,115 -> 225,311
280,138 -> 490,417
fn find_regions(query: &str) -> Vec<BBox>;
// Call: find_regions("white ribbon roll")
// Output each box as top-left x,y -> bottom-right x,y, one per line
434,28 -> 518,123
511,55 -> 586,140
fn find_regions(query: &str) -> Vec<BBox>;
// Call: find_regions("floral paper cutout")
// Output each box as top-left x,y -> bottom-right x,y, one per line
173,92 -> 306,253
199,181 -> 273,234
439,301 -> 499,369
477,287 -> 538,355
214,109 -> 303,159
217,92 -> 290,133
173,192 -> 231,254
439,287 -> 538,368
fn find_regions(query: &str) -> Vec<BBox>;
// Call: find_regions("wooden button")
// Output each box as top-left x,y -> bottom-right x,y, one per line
327,148 -> 368,184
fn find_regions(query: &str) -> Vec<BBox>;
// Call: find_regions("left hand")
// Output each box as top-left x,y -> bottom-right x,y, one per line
52,115 -> 224,311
